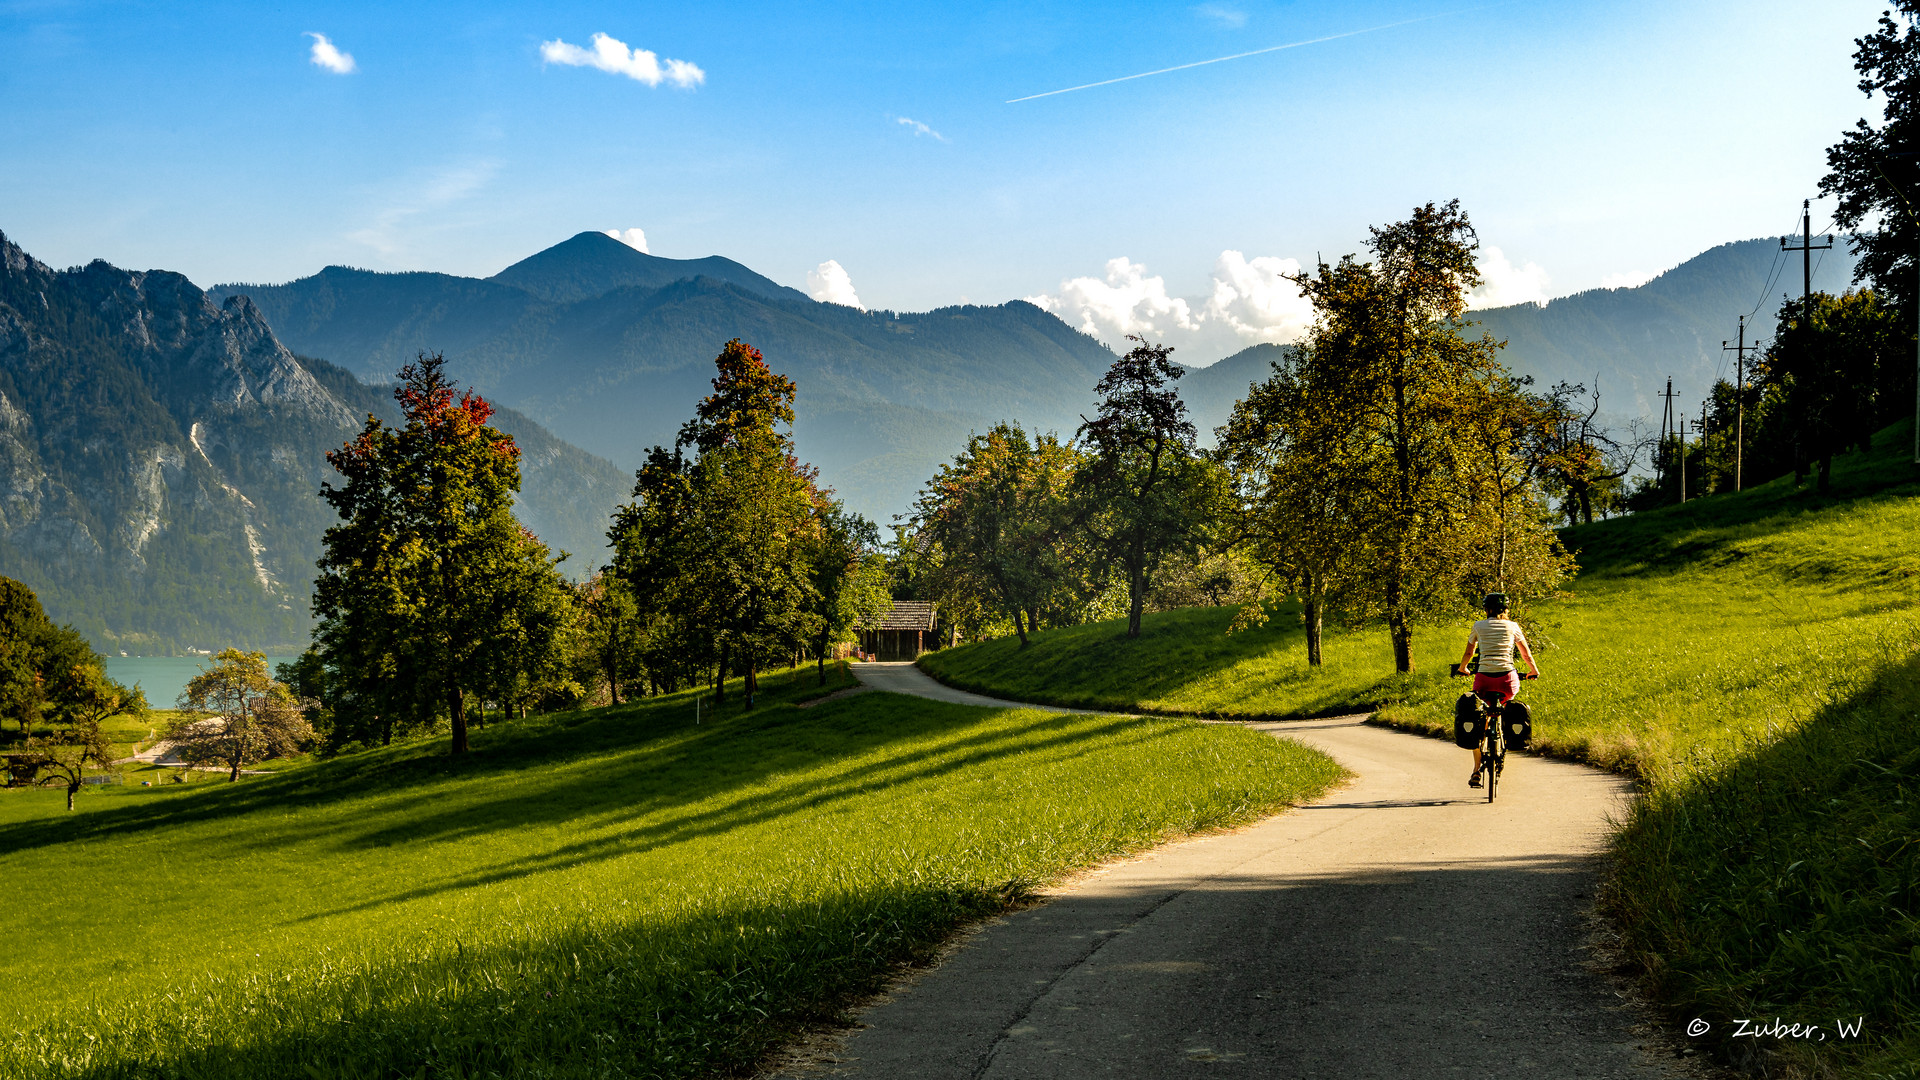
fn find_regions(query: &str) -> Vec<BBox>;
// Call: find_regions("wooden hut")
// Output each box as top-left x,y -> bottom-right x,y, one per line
859,601 -> 937,660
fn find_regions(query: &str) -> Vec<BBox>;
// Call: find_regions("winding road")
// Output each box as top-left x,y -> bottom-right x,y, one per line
775,662 -> 1678,1079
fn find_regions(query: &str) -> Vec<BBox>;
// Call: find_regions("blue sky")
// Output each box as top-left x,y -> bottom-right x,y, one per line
0,0 -> 1890,361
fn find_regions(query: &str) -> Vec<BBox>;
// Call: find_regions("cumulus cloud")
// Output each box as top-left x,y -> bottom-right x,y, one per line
894,116 -> 948,142
1468,246 -> 1551,310
604,227 -> 649,253
807,260 -> 864,309
1025,257 -> 1197,340
540,33 -> 705,88
1600,269 -> 1653,290
1204,250 -> 1311,343
306,32 -> 356,74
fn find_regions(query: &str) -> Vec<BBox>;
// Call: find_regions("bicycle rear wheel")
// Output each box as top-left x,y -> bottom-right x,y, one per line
1485,728 -> 1501,803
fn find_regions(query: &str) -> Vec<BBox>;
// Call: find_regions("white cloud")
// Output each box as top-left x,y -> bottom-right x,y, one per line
604,227 -> 649,253
1600,269 -> 1653,290
1196,3 -> 1248,27
1026,257 -> 1198,341
306,32 -> 356,74
894,116 -> 948,142
1468,246 -> 1551,310
807,260 -> 864,309
540,33 -> 705,88
1203,250 -> 1311,343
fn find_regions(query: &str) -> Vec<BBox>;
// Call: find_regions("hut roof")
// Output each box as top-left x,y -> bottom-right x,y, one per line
863,601 -> 936,631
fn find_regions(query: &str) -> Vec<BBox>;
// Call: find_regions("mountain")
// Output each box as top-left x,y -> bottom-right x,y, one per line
490,231 -> 808,305
1177,239 -> 1863,438
0,231 -> 628,655
217,243 -> 1122,522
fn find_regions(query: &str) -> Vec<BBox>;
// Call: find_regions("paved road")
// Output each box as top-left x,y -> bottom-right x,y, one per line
777,668 -> 1670,1079
846,662 -> 1106,713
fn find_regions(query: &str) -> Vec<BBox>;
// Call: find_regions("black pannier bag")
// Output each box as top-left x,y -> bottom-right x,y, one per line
1501,699 -> 1533,750
1454,694 -> 1485,749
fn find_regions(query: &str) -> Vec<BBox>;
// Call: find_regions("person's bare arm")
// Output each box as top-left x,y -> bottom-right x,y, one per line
1458,630 -> 1478,673
1515,630 -> 1540,676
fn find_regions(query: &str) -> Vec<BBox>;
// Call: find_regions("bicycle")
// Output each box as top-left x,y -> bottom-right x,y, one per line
1449,666 -> 1537,803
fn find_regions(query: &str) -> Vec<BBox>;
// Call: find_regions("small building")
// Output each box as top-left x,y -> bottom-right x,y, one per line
858,601 -> 937,660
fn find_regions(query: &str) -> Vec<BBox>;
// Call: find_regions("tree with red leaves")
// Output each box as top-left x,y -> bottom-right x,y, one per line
314,353 -> 568,754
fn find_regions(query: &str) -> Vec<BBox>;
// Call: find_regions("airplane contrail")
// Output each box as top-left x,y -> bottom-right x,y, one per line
1006,11 -> 1463,104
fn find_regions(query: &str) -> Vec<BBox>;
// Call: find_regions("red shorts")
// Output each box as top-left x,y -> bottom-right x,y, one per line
1473,670 -> 1520,703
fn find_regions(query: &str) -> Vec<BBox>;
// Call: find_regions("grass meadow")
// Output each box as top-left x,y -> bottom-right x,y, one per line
922,418 -> 1920,1077
0,663 -> 1342,1079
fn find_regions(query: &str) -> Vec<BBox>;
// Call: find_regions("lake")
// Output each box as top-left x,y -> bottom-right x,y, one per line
105,655 -> 301,711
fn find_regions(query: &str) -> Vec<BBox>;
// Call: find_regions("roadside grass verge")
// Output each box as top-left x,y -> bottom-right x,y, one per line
1604,641 -> 1920,1077
0,663 -> 1342,1079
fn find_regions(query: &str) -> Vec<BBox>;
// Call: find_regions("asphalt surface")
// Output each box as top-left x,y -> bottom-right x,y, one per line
776,667 -> 1669,1079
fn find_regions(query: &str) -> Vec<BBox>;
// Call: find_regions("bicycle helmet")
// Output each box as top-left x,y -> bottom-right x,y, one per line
1482,592 -> 1509,616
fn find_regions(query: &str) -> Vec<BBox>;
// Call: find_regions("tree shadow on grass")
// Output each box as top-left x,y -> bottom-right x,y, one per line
0,667 -> 1033,858
282,698 -> 1182,922
1607,645 -> 1920,1077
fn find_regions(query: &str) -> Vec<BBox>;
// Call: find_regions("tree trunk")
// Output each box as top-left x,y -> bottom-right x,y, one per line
229,756 -> 240,782
449,682 -> 468,755
817,636 -> 828,686
66,779 -> 77,810
1013,608 -> 1030,649
714,643 -> 728,705
1578,485 -> 1594,526
746,660 -> 758,707
1303,584 -> 1324,668
380,715 -> 393,747
1127,562 -> 1145,638
1818,453 -> 1832,493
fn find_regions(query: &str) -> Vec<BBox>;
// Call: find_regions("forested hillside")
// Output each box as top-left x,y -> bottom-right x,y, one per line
218,232 -> 1121,521
0,231 -> 627,654
1177,238 -> 1861,439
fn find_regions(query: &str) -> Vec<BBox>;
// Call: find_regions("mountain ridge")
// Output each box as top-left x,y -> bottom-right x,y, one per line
0,230 -> 628,654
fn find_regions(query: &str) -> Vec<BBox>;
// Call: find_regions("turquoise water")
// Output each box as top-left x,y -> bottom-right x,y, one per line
105,656 -> 300,711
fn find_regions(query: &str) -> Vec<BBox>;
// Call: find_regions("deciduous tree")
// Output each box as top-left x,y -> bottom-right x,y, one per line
171,649 -> 313,781
1076,338 -> 1227,639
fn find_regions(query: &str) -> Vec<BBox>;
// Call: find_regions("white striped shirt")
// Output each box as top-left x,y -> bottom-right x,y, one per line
1472,618 -> 1526,673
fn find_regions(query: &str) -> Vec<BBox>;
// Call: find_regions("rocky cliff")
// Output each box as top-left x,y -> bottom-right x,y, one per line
0,231 -> 627,654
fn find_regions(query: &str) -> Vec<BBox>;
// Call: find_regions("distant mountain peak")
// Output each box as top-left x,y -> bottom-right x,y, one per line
489,230 -> 808,305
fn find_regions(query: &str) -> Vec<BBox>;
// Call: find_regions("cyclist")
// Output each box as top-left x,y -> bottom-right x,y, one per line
1456,592 -> 1539,788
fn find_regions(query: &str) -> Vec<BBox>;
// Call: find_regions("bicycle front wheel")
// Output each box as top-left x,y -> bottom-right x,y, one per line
1485,731 -> 1501,803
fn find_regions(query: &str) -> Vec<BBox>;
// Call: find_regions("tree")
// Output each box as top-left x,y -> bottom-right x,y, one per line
803,502 -> 891,682
1076,338 -> 1227,638
1755,290 -> 1909,490
1822,3 -> 1920,316
314,353 -> 567,753
609,340 -> 824,707
171,649 -> 313,782
1284,200 -> 1565,672
909,423 -> 1087,647
0,577 -> 50,735
1219,353 -> 1365,666
25,716 -> 117,811
1533,382 -> 1643,525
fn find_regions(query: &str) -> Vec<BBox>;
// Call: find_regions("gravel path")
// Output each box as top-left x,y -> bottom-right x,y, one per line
775,666 -> 1680,1079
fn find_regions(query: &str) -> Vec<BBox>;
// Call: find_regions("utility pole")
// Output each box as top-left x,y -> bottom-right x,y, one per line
1781,199 -> 1833,308
1660,377 -> 1679,499
1678,416 -> 1688,504
1723,316 -> 1759,491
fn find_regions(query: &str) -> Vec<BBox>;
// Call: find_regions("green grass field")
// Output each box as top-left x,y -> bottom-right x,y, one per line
0,663 -> 1342,1079
921,419 -> 1920,1077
